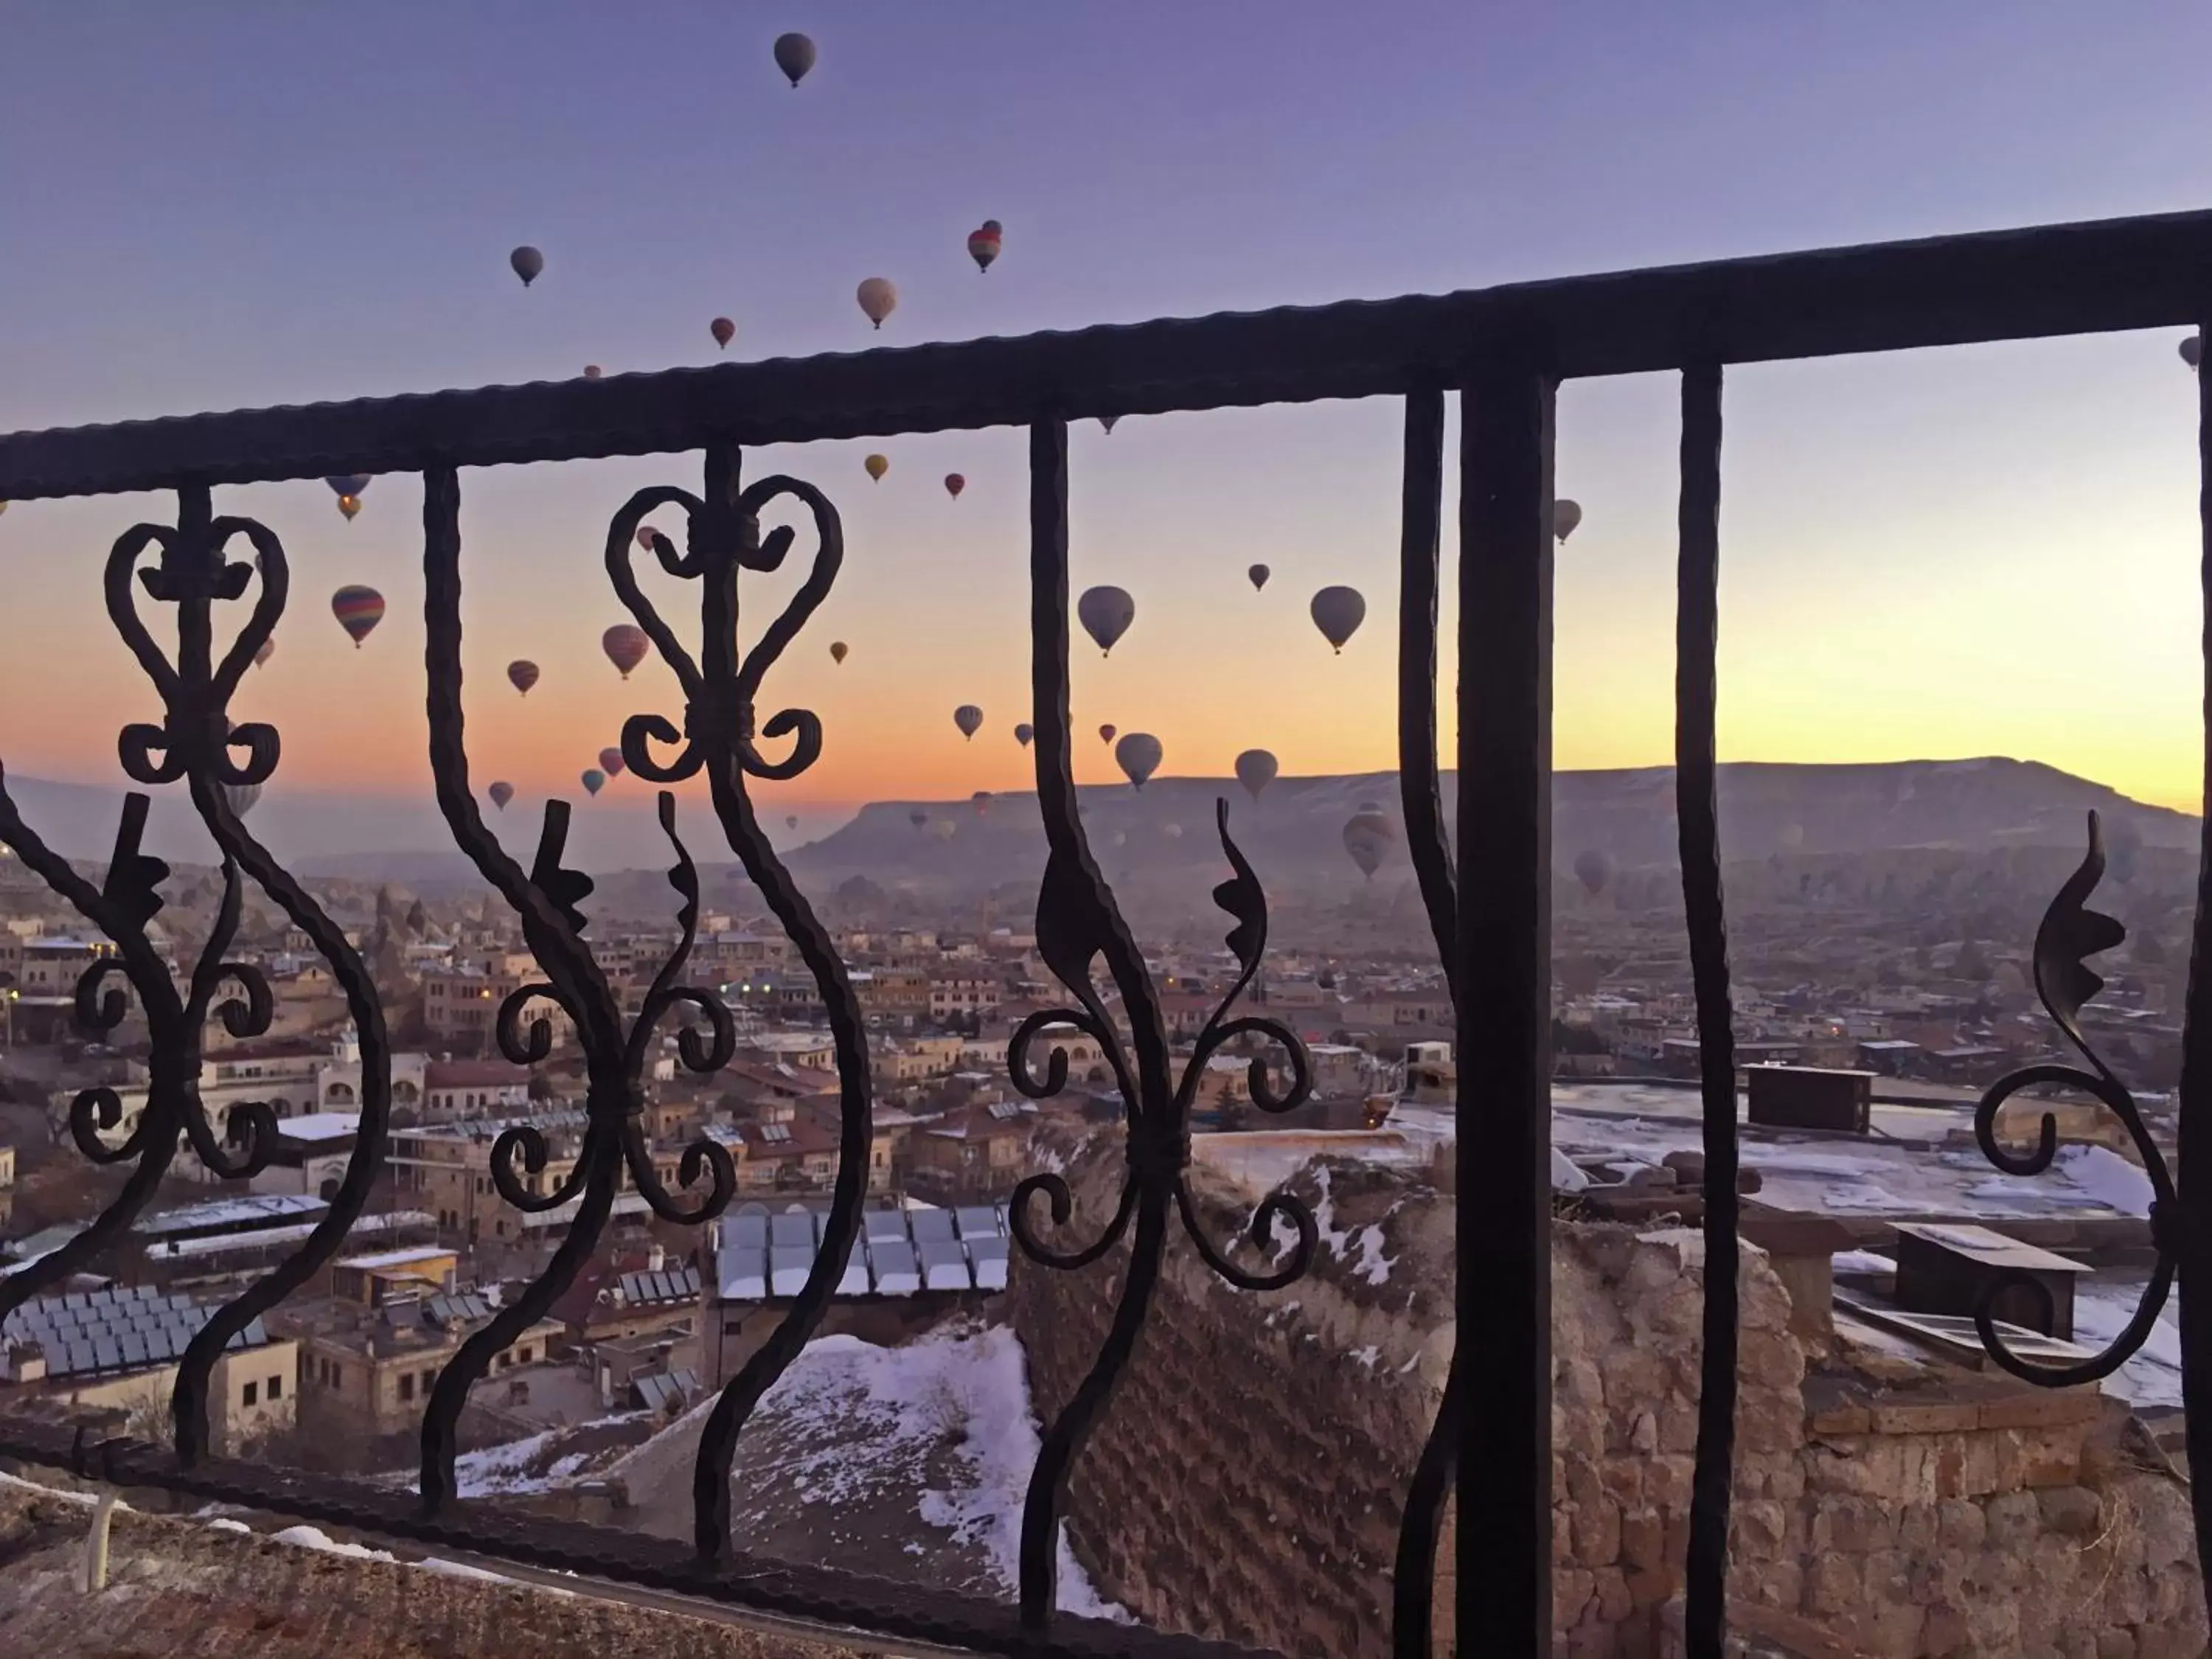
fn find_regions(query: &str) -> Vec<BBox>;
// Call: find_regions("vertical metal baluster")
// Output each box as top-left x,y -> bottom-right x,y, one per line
1391,386 -> 1462,1658
2181,313 -> 2212,1594
1675,364 -> 1737,1657
1455,364 -> 1555,1652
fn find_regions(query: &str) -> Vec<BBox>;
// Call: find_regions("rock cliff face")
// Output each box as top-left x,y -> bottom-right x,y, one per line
1009,1133 -> 2209,1658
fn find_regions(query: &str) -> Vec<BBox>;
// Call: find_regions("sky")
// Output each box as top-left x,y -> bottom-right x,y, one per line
4,1 -> 2212,852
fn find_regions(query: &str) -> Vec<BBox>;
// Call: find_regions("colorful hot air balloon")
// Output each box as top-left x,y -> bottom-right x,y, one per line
326,474 -> 370,522
602,624 -> 650,679
943,473 -> 965,499
581,768 -> 605,797
598,746 -> 627,779
1115,732 -> 1162,790
1077,586 -> 1135,656
864,454 -> 889,482
1554,499 -> 1584,544
933,818 -> 958,842
1573,849 -> 1613,896
1014,723 -> 1034,748
488,781 -> 515,811
858,277 -> 897,329
253,637 -> 276,669
221,782 -> 262,819
773,32 -> 815,86
909,809 -> 928,832
635,525 -> 658,552
1310,585 -> 1367,654
1248,563 -> 1270,592
968,220 -> 1003,273
510,246 -> 544,287
972,790 -> 992,815
711,316 -> 736,350
1099,723 -> 1117,745
786,815 -> 799,832
583,365 -> 603,380
331,585 -> 386,648
1235,749 -> 1278,801
1343,805 -> 1396,880
507,660 -> 540,697
335,494 -> 363,522
830,640 -> 849,665
2184,335 -> 2203,371
953,705 -> 984,740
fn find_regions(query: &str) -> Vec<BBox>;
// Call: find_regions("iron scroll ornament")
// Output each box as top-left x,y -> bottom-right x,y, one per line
1972,809 -> 2175,1385
418,468 -> 740,1509
595,445 -> 876,1565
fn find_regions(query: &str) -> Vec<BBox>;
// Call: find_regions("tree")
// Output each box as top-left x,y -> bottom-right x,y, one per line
1954,938 -> 1991,984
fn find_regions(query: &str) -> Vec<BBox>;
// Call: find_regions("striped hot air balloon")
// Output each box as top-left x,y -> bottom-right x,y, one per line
967,220 -> 1002,273
602,624 -> 650,679
331,585 -> 386,648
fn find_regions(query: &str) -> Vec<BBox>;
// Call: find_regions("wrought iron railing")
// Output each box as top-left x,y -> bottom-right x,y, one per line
1,206 -> 2210,1658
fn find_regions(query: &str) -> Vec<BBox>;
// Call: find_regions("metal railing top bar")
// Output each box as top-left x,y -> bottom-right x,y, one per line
4,206 -> 2211,501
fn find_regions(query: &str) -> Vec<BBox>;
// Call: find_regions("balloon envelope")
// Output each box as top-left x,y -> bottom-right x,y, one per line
972,790 -> 992,814
581,769 -> 605,797
786,815 -> 799,831
331,585 -> 385,647
1098,723 -> 1116,744
1099,416 -> 1119,434
325,475 -> 372,499
1014,723 -> 1034,748
2185,334 -> 2203,370
635,525 -> 658,552
1234,748 -> 1279,800
1310,586 -> 1367,653
336,495 -> 362,522
602,624 -> 650,679
1343,808 -> 1396,879
1077,585 -> 1135,656
953,704 -> 984,740
507,660 -> 540,696
583,365 -> 602,380
1248,563 -> 1270,592
858,276 -> 897,328
598,746 -> 626,778
933,818 -> 957,841
253,638 -> 275,669
773,32 -> 815,86
864,454 -> 888,481
1554,499 -> 1584,543
1115,732 -> 1162,790
909,809 -> 928,830
1573,849 -> 1613,895
509,246 -> 544,286
943,473 -> 965,498
222,782 -> 262,819
830,640 -> 849,664
710,316 -> 735,349
968,221 -> 1002,273
488,782 -> 515,811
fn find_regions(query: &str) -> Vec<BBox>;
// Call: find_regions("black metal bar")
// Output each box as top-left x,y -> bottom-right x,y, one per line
1390,386 -> 1459,1659
2180,307 -> 2212,1597
1453,365 -> 1554,1650
7,209 -> 2212,498
1675,363 -> 1737,1658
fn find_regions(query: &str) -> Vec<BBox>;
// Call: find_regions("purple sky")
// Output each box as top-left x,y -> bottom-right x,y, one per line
4,3 -> 2212,865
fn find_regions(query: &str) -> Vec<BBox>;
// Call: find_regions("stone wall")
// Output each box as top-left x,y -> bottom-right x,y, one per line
1009,1133 -> 2208,1658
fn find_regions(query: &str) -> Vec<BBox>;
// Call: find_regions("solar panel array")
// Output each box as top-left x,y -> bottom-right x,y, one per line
1,1284 -> 271,1380
714,1202 -> 1009,1302
615,1265 -> 702,1306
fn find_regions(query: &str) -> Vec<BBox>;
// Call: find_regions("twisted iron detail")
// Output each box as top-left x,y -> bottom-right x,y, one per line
1972,809 -> 2177,1385
1014,420 -> 1315,1631
588,445 -> 872,1565
417,468 -> 737,1509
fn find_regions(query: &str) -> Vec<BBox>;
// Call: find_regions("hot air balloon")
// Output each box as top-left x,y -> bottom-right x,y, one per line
510,246 -> 544,287
773,32 -> 815,86
253,638 -> 275,669
507,660 -> 540,697
1554,499 -> 1584,544
1115,732 -> 1162,790
2184,335 -> 2202,371
1014,723 -> 1034,748
858,277 -> 897,329
326,474 -> 371,522
933,818 -> 958,842
602,624 -> 650,680
1077,586 -> 1135,656
943,473 -> 965,499
968,220 -> 1002,273
1343,804 -> 1396,880
1235,749 -> 1278,801
581,768 -> 605,797
598,746 -> 627,779
953,705 -> 984,740
786,815 -> 799,832
583,365 -> 603,380
1311,586 -> 1366,654
1248,563 -> 1270,592
331,586 -> 385,648
1099,723 -> 1117,745
0,502 -> 9,516
335,494 -> 363,522
710,316 -> 736,350
1163,822 -> 1183,840
830,641 -> 849,665
972,791 -> 992,815
635,525 -> 658,552
909,809 -> 928,832
1778,823 -> 1806,850
1573,849 -> 1613,897
488,781 -> 515,811
864,454 -> 889,482
1099,417 -> 1119,435
222,782 -> 262,819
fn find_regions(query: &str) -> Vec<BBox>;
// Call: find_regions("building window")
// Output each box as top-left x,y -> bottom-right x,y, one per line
268,1375 -> 282,1400
518,1346 -> 533,1364
399,1372 -> 415,1401
422,1368 -> 437,1393
242,1381 -> 258,1406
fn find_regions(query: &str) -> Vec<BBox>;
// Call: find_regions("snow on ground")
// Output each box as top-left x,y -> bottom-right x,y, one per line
448,1411 -> 652,1498
2073,1279 -> 2183,1409
1295,1166 -> 1396,1284
1832,1251 -> 1896,1276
